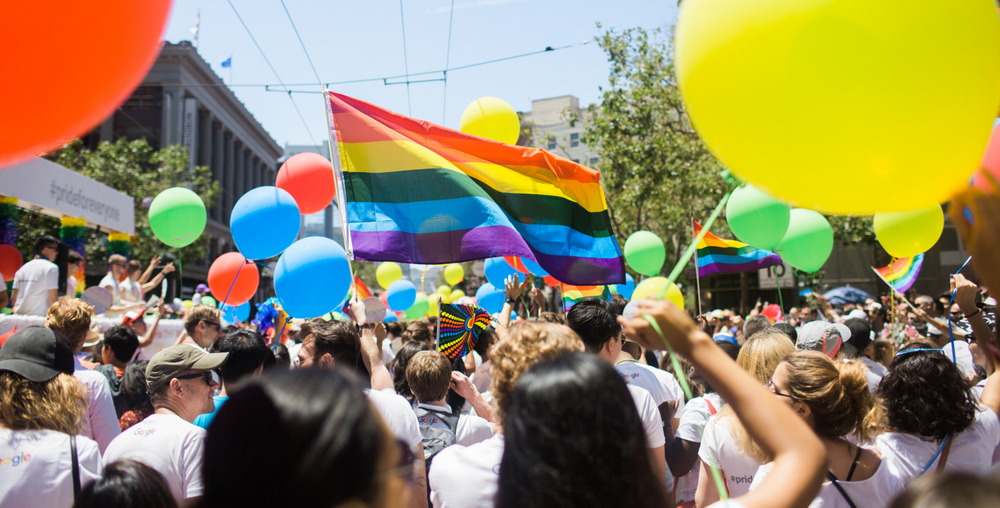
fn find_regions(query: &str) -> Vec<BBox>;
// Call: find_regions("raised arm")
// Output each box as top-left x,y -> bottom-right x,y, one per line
141,262 -> 175,294
351,298 -> 393,392
496,275 -> 521,328
138,300 -> 167,349
954,274 -> 996,374
621,300 -> 826,508
137,255 -> 160,285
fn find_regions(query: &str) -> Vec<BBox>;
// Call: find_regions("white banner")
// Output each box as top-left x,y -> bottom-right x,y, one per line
0,157 -> 135,234
183,98 -> 198,170
759,261 -> 795,289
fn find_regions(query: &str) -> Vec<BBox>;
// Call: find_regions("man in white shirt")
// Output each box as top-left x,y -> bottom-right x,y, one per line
65,250 -> 83,298
566,299 -> 670,490
44,298 -> 121,452
179,305 -> 225,350
11,235 -> 59,316
407,350 -> 494,448
103,344 -> 228,504
100,254 -> 142,316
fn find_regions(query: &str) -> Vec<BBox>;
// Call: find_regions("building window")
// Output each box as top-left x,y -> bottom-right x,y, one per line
570,133 -> 580,147
547,137 -> 556,150
571,159 -> 580,164
589,157 -> 599,166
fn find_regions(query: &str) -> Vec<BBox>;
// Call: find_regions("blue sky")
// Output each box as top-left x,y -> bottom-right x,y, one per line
162,0 -> 678,147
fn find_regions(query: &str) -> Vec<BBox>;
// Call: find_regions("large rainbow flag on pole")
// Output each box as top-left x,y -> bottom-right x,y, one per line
325,92 -> 625,285
694,221 -> 782,277
873,254 -> 924,293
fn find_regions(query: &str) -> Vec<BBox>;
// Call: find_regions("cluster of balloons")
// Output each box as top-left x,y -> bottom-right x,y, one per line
460,97 -> 521,145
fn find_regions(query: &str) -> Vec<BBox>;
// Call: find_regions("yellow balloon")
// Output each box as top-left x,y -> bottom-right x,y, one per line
443,263 -> 465,286
632,277 -> 684,309
450,289 -> 466,301
376,262 -> 402,290
459,97 -> 521,145
183,300 -> 193,309
437,285 -> 451,297
873,205 -> 944,259
427,293 -> 441,317
675,0 -> 1000,215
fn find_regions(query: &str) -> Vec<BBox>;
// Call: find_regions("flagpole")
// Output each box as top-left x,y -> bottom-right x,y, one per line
324,91 -> 356,293
692,218 -> 703,316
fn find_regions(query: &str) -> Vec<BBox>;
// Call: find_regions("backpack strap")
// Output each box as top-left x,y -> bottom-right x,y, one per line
826,471 -> 856,508
70,434 -> 81,501
935,435 -> 954,474
416,407 -> 460,433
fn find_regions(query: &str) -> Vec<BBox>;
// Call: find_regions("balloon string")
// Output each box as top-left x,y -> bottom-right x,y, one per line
273,316 -> 291,347
220,259 -> 245,308
655,185 -> 735,300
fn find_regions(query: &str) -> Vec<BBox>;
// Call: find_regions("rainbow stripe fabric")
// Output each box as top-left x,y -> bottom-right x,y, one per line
325,92 -> 625,286
874,254 -> 924,293
694,221 -> 782,277
354,276 -> 373,300
561,283 -> 610,311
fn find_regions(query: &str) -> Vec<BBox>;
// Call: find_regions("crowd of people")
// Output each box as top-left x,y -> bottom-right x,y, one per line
2,192 -> 1000,508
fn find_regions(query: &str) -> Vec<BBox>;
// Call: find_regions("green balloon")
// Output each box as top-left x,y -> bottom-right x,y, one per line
201,296 -> 217,308
149,187 -> 206,248
405,293 -> 429,319
624,231 -> 666,276
726,184 -> 790,250
774,209 -> 833,273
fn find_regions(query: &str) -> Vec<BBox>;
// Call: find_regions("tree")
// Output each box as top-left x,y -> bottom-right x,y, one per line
19,138 -> 219,275
567,26 -> 730,287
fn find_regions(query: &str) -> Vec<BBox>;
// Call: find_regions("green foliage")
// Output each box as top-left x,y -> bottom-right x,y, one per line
566,26 -> 730,285
19,138 -> 220,274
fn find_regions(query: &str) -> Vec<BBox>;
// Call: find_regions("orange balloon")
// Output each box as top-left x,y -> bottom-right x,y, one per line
0,245 -> 23,282
208,253 -> 260,306
276,153 -> 337,215
2,1 -> 172,167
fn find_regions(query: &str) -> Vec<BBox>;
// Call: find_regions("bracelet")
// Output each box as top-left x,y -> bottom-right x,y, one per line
964,309 -> 981,319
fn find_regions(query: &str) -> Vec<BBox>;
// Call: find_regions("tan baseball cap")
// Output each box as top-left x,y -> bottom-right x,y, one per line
146,345 -> 228,396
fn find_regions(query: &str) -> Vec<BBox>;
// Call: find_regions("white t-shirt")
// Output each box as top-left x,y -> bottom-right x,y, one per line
0,429 -> 102,508
749,453 -> 906,508
877,405 -> 1000,481
471,360 -> 492,394
859,357 -> 885,393
74,358 -> 121,453
12,258 -> 59,316
615,361 -> 686,416
119,277 -> 143,303
699,413 -> 762,497
674,393 -> 725,502
417,403 -> 494,447
367,388 -> 422,449
66,276 -> 77,297
429,433 -> 504,508
628,384 -> 667,449
99,272 -> 121,307
102,413 -> 206,502
382,338 -> 399,376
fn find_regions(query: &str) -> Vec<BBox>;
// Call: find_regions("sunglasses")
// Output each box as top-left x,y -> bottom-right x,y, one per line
766,379 -> 795,400
380,439 -> 417,485
175,371 -> 214,386
202,320 -> 221,329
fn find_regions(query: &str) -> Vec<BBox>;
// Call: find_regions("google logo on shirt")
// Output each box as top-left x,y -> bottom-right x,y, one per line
133,428 -> 157,437
0,452 -> 31,467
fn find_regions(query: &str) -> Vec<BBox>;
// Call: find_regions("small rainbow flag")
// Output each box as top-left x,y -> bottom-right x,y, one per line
354,276 -> 373,300
874,254 -> 924,293
694,221 -> 782,277
561,283 -> 610,311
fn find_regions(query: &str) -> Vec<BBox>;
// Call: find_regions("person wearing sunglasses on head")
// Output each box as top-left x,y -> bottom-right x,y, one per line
102,345 -> 228,505
178,305 -> 225,350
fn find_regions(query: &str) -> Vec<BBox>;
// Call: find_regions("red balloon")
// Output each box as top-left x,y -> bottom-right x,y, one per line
543,275 -> 561,287
0,245 -> 23,282
208,253 -> 259,306
276,153 -> 336,215
504,256 -> 529,274
3,1 -> 173,167
380,291 -> 391,310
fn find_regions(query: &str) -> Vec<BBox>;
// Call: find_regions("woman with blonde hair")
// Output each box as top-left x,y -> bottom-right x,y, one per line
0,328 -> 102,508
696,329 -> 795,506
754,350 -> 897,507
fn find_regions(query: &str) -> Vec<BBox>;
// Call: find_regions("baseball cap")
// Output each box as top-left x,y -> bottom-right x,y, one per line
0,327 -> 75,382
146,345 -> 228,396
797,321 -> 851,358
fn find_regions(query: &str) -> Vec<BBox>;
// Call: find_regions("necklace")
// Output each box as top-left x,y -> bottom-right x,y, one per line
615,359 -> 640,366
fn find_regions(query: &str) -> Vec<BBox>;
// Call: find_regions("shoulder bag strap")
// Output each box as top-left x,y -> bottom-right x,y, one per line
70,434 -> 81,501
936,435 -> 954,473
826,471 -> 856,508
705,398 -> 717,416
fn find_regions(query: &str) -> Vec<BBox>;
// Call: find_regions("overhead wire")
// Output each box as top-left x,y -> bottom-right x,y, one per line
280,0 -> 323,84
442,0 -> 456,124
399,0 -> 412,115
227,0 -> 319,146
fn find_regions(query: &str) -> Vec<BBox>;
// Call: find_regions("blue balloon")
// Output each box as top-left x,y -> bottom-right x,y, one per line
220,302 -> 251,323
475,283 -> 504,314
484,257 -> 520,287
521,257 -> 549,277
274,237 -> 351,318
614,273 -> 636,299
384,313 -> 398,322
231,186 -> 301,260
386,279 -> 417,311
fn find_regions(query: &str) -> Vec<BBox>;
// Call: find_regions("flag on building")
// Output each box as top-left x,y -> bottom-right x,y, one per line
325,91 -> 625,285
561,283 -> 610,311
694,220 -> 782,277
220,57 -> 232,68
873,254 -> 924,293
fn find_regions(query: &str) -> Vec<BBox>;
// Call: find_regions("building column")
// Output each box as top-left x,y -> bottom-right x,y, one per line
223,132 -> 235,223
234,141 -> 245,201
213,123 -> 225,221
199,111 -> 213,168
243,148 -> 252,194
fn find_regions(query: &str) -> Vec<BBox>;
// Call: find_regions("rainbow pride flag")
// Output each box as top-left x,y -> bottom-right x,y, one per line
561,283 -> 610,311
874,254 -> 924,293
354,276 -> 373,300
694,221 -> 782,277
325,92 -> 625,286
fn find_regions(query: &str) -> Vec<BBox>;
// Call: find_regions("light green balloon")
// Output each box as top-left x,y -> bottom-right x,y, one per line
726,184 -> 790,250
624,231 -> 666,276
149,187 -> 206,248
405,293 -> 429,319
873,206 -> 943,259
201,296 -> 217,308
774,209 -> 833,273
